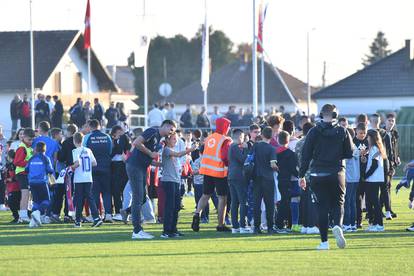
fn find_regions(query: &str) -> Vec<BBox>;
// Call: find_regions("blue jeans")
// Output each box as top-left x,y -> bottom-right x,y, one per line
344,182 -> 358,226
74,182 -> 99,222
229,180 -> 248,228
30,184 -> 50,215
126,164 -> 146,233
92,170 -> 111,215
161,181 -> 181,234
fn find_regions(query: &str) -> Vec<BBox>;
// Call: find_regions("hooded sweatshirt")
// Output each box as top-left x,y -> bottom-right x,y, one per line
215,117 -> 232,166
299,121 -> 353,178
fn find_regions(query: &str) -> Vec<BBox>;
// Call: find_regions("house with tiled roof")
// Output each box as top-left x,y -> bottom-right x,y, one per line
313,40 -> 414,115
169,59 -> 317,114
0,30 -> 137,136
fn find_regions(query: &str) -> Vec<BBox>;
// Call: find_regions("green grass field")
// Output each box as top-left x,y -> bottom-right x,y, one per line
1,182 -> 414,275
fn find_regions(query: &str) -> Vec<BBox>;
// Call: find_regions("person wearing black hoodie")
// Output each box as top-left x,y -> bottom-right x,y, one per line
299,104 -> 353,250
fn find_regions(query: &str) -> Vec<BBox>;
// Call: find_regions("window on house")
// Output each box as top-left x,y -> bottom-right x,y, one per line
74,72 -> 82,93
54,72 -> 61,93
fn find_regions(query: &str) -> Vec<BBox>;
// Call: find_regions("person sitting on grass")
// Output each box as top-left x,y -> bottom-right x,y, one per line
160,133 -> 197,238
396,160 -> 414,193
26,142 -> 54,228
71,132 -> 103,228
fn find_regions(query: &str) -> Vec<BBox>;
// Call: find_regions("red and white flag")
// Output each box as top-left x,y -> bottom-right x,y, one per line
257,1 -> 268,53
84,0 -> 91,49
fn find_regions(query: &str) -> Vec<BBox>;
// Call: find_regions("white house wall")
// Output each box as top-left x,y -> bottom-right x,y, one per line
42,47 -> 99,95
316,97 -> 414,115
0,93 -> 20,138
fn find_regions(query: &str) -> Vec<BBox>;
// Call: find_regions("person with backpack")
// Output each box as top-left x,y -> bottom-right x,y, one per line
25,142 -> 54,228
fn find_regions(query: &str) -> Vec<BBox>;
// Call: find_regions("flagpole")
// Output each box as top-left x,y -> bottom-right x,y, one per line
143,0 -> 148,128
252,0 -> 258,117
260,53 -> 265,115
88,47 -> 91,94
29,0 -> 35,129
202,0 -> 208,112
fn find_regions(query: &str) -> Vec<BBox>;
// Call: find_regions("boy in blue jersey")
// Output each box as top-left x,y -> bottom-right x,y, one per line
26,142 -> 54,228
83,119 -> 113,222
32,121 -> 59,164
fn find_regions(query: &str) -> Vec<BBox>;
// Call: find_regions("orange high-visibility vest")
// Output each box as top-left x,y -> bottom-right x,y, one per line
199,133 -> 228,178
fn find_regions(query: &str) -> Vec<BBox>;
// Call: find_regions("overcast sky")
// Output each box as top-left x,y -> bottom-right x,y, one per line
1,0 -> 413,87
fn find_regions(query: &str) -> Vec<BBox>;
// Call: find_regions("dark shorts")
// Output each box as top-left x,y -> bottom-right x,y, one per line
16,174 -> 29,190
202,175 -> 229,196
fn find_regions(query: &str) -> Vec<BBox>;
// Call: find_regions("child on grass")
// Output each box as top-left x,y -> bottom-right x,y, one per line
71,132 -> 103,228
26,142 -> 54,228
5,150 -> 21,223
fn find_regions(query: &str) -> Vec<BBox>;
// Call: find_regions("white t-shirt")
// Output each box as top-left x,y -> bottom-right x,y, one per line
148,108 -> 165,127
365,146 -> 385,183
72,147 -> 96,184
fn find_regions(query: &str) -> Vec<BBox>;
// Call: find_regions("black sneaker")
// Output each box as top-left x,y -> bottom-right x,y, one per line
391,211 -> 397,218
92,219 -> 103,228
267,228 -> 276,235
160,232 -> 172,238
74,221 -> 81,228
64,216 -> 74,223
191,214 -> 200,232
216,225 -> 231,232
9,218 -> 19,224
252,227 -> 263,234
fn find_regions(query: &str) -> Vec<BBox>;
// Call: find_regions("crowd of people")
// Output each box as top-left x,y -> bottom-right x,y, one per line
1,100 -> 413,251
9,94 -> 128,138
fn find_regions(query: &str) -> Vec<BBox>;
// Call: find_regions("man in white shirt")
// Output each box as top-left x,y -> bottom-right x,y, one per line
148,104 -> 165,127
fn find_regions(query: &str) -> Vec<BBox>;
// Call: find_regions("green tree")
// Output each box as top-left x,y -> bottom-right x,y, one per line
128,26 -> 236,110
362,31 -> 392,67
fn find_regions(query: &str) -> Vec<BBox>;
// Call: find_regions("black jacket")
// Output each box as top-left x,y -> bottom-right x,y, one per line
299,121 -> 353,177
277,147 -> 298,182
57,137 -> 76,167
111,134 -> 131,158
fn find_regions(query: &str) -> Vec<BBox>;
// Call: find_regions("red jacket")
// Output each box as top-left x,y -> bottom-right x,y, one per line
215,117 -> 232,166
6,167 -> 20,193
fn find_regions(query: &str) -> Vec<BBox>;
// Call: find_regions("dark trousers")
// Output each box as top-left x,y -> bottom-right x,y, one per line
0,179 -> 5,205
74,182 -> 99,222
92,170 -> 111,215
30,184 -> 50,215
20,117 -> 31,128
253,177 -> 275,230
300,186 -> 318,227
365,182 -> 383,226
311,174 -> 345,242
275,181 -> 290,229
344,182 -> 359,226
7,191 -> 21,219
229,180 -> 248,229
247,180 -> 254,224
356,181 -> 366,226
161,181 -> 181,234
380,176 -> 391,212
111,161 -> 128,214
52,184 -> 68,217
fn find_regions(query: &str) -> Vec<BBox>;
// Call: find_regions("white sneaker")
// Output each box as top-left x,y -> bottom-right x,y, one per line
343,225 -> 352,233
351,225 -> 358,232
231,228 -> 240,234
316,241 -> 330,250
0,204 -> 8,211
31,210 -> 42,226
385,211 -> 392,220
301,227 -> 308,234
19,217 -> 31,223
104,214 -> 113,223
260,224 -> 268,231
41,215 -> 51,224
306,226 -> 320,234
366,225 -> 378,232
29,218 -> 39,228
376,225 -> 385,232
112,214 -> 123,221
332,225 -> 346,249
240,227 -> 253,234
85,216 -> 94,223
132,230 -> 154,240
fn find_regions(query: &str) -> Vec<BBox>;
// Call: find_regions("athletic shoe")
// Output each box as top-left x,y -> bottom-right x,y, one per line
240,227 -> 253,234
376,225 -> 385,232
19,216 -> 31,224
50,214 -> 61,223
120,209 -> 128,224
366,225 -> 378,232
92,219 -> 103,228
191,213 -> 200,232
104,214 -> 113,223
225,217 -> 231,226
316,241 -> 330,250
74,222 -> 81,228
31,210 -> 42,226
132,230 -> 154,240
391,211 -> 397,218
160,232 -> 172,239
275,227 -> 289,234
231,228 -> 240,234
301,227 -> 308,234
396,178 -> 409,193
350,225 -> 358,232
306,226 -> 320,234
9,218 -> 19,224
85,216 -> 94,223
385,211 -> 392,220
63,216 -> 74,223
172,231 -> 185,237
0,204 -> 9,211
260,224 -> 268,231
252,227 -> 263,234
29,218 -> 38,228
216,225 -> 231,232
291,224 -> 301,232
332,225 -> 346,249
200,217 -> 209,224
357,224 -> 362,229
406,223 -> 414,232
343,225 -> 352,233
113,214 -> 123,221
41,215 -> 51,224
